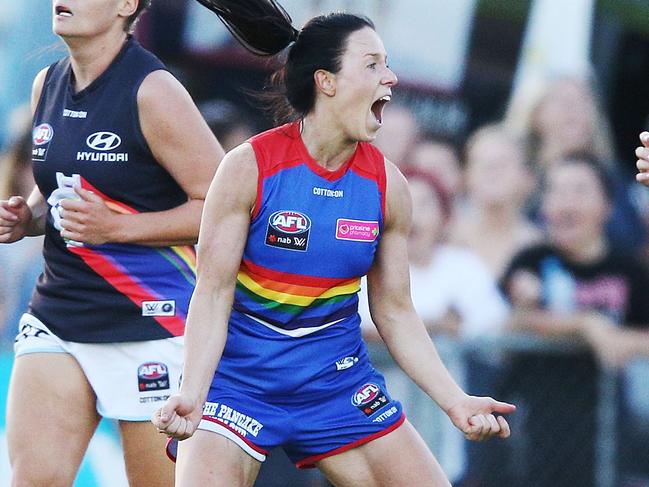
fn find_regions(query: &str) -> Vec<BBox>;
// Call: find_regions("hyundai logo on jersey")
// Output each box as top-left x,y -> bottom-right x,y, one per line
86,131 -> 122,151
78,131 -> 129,162
32,123 -> 54,162
265,210 -> 311,251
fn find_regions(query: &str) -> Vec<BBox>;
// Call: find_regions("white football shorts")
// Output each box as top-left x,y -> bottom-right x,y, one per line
14,313 -> 183,421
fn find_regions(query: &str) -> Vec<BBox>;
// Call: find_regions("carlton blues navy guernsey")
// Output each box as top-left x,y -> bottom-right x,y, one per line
184,122 -> 405,467
29,37 -> 196,343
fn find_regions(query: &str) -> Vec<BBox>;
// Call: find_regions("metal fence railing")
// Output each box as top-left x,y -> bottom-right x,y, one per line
367,334 -> 649,487
1,335 -> 647,487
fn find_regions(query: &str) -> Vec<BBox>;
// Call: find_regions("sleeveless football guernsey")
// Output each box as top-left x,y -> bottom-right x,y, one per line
214,121 -> 388,394
29,37 -> 195,343
193,122 -> 404,466
234,121 -> 386,335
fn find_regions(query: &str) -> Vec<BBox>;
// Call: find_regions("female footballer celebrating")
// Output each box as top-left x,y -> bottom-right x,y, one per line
154,2 -> 515,485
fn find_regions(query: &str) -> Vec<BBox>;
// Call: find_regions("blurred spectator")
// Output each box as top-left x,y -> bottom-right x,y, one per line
372,102 -> 420,167
450,123 -> 541,279
409,135 -> 463,198
506,74 -> 645,254
499,155 -> 649,487
362,168 -> 508,340
198,98 -> 258,152
448,122 -> 539,487
360,168 -> 508,483
509,75 -> 615,169
0,108 -> 44,348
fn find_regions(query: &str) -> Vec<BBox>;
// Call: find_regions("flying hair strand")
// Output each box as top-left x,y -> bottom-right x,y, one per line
193,0 -> 299,56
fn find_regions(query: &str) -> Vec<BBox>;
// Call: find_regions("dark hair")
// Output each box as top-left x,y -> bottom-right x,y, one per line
195,0 -> 374,122
126,0 -> 152,32
552,151 -> 614,202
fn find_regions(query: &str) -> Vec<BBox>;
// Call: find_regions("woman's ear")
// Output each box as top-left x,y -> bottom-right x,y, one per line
119,0 -> 138,19
314,69 -> 336,97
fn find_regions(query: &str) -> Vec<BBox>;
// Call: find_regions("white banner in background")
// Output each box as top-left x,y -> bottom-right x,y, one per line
510,0 -> 595,95
185,0 -> 477,91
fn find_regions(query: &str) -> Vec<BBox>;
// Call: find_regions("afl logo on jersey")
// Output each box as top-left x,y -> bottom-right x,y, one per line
266,210 -> 311,251
270,211 -> 311,234
351,383 -> 390,417
33,123 -> 54,145
86,131 -> 122,151
32,123 -> 54,162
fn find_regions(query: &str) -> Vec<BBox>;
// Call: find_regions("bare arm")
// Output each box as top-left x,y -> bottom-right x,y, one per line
580,314 -> 649,367
368,161 -> 514,440
152,143 -> 258,438
59,70 -> 224,247
505,269 -> 597,337
368,162 -> 466,410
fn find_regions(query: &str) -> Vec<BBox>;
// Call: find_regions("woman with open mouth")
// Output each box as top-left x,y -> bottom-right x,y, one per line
153,1 -> 516,486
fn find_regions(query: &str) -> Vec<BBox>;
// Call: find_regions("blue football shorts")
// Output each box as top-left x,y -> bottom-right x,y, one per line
167,311 -> 405,468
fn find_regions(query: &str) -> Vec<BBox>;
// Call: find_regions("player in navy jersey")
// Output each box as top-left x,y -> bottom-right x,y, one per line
0,1 -> 224,486
152,1 -> 515,486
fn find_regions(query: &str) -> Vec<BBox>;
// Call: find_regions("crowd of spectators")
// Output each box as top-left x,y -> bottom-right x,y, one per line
1,6 -> 649,486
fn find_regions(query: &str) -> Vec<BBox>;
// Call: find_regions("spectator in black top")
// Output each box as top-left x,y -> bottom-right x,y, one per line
500,154 -> 649,487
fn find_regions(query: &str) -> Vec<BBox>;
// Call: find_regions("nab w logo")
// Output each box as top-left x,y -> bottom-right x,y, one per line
86,131 -> 121,151
142,300 -> 176,317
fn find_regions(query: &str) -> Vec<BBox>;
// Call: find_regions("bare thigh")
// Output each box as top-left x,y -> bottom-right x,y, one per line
119,420 -> 175,487
175,430 -> 262,487
316,419 -> 450,487
7,353 -> 100,487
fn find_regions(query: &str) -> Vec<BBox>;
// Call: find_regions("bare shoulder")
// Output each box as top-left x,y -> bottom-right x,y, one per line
31,67 -> 50,113
210,142 -> 259,208
135,69 -> 222,181
137,70 -> 192,111
219,143 -> 258,179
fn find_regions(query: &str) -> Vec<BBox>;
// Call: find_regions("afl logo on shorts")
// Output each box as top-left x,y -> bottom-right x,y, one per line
86,131 -> 122,151
137,362 -> 170,392
33,123 -> 54,145
351,383 -> 389,417
265,210 -> 311,252
351,383 -> 381,406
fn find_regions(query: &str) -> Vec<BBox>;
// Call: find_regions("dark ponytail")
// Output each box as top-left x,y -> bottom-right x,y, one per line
193,0 -> 298,56
196,0 -> 374,122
